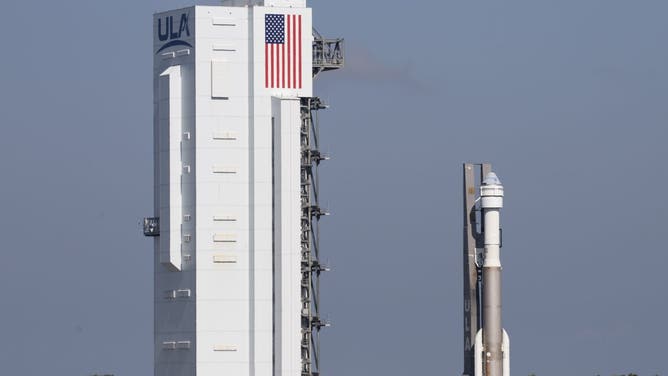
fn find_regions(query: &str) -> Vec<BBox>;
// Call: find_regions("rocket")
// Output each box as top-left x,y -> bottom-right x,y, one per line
474,172 -> 510,376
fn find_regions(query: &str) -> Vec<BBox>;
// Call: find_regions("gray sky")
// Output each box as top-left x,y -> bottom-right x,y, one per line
1,0 -> 666,375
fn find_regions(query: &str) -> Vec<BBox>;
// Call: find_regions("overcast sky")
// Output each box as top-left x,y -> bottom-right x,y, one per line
1,0 -> 666,375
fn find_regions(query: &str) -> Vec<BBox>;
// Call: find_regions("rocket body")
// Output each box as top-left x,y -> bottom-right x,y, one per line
478,172 -> 508,376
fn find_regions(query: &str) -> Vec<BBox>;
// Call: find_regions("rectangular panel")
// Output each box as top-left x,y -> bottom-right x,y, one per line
214,345 -> 238,352
158,65 -> 183,272
213,44 -> 237,52
162,341 -> 177,350
213,255 -> 238,264
212,165 -> 237,174
176,289 -> 192,298
212,18 -> 236,26
177,341 -> 192,349
213,233 -> 237,243
213,131 -> 238,140
213,215 -> 237,222
212,60 -> 233,99
272,97 -> 302,376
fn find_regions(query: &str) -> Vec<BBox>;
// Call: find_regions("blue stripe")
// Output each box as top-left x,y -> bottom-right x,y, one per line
156,40 -> 193,54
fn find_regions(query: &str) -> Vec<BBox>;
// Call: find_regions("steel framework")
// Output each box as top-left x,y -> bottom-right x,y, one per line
300,97 -> 329,376
300,30 -> 343,376
312,28 -> 344,78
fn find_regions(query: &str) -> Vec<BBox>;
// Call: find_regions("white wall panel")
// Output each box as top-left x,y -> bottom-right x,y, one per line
196,331 -> 249,363
210,61 -> 252,98
196,97 -> 251,118
196,363 -> 248,376
253,250 -> 274,271
197,301 -> 250,332
272,97 -> 302,376
197,269 -> 249,300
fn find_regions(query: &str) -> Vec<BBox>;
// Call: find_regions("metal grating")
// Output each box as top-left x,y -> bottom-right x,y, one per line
312,28 -> 344,78
143,217 -> 160,237
300,97 -> 331,376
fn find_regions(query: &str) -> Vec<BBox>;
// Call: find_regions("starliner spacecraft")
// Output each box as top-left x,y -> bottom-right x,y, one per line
462,164 -> 510,376
143,1 -> 343,376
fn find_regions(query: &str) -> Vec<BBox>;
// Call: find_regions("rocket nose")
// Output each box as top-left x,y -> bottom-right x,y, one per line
482,172 -> 502,186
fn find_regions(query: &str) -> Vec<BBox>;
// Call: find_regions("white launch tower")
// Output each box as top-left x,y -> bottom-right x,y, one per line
144,1 -> 342,375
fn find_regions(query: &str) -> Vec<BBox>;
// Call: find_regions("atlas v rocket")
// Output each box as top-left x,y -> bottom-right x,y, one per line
463,164 -> 510,376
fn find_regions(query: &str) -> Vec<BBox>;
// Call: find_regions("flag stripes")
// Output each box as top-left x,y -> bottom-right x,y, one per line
265,14 -> 302,89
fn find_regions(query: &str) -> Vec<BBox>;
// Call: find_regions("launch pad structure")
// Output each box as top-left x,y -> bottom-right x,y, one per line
462,163 -> 492,375
143,2 -> 343,375
299,97 -> 330,376
133,2 -> 516,375
300,25 -> 342,376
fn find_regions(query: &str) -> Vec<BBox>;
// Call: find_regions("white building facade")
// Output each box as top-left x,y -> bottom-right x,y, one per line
152,1 -> 312,375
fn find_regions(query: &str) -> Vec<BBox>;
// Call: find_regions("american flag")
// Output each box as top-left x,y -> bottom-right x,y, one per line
265,13 -> 302,89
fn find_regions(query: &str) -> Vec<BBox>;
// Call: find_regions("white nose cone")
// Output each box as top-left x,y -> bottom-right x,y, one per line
482,172 -> 502,186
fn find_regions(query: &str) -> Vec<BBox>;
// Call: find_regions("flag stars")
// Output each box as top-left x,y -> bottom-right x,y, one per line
265,14 -> 285,44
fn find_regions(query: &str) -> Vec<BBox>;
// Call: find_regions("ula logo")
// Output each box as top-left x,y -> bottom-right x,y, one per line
156,13 -> 193,54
